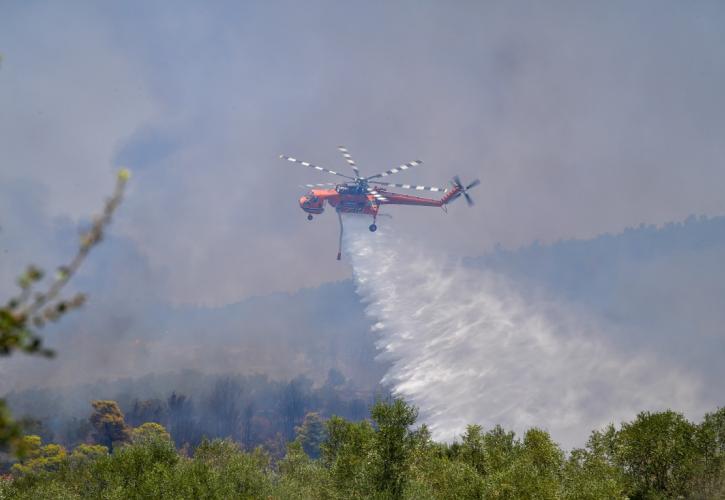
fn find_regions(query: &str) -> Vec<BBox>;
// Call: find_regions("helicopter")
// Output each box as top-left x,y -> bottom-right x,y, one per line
280,146 -> 480,260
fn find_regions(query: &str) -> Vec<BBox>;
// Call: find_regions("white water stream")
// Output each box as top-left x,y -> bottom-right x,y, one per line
344,218 -> 705,448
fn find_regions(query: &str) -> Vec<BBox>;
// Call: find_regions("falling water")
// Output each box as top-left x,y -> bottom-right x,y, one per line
344,217 -> 705,448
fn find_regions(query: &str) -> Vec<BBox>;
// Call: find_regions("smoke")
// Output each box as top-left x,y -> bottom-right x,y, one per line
344,216 -> 707,448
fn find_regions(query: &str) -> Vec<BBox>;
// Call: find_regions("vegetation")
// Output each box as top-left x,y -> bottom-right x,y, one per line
0,170 -> 129,456
3,370 -> 379,455
1,399 -> 723,499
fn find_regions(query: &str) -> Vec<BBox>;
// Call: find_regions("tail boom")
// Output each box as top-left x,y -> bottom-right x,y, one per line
440,185 -> 463,205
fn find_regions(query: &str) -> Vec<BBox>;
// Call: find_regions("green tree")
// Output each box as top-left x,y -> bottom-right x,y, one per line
69,443 -> 108,465
691,407 -> 725,497
615,410 -> 698,498
277,440 -> 335,499
562,427 -> 625,499
89,400 -> 131,453
131,422 -> 172,444
459,424 -> 486,475
11,435 -> 67,476
321,415 -> 376,495
295,412 -> 327,459
182,439 -> 273,498
370,398 -> 419,498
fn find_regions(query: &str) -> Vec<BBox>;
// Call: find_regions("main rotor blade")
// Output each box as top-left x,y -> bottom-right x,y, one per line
303,183 -> 338,188
280,155 -> 355,180
337,146 -> 361,179
366,187 -> 388,202
369,181 -> 446,192
366,160 -> 423,180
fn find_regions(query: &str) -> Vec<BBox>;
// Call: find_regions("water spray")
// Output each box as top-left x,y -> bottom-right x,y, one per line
344,217 -> 705,448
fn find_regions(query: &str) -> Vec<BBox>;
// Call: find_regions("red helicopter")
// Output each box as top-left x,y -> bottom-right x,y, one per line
280,146 -> 480,259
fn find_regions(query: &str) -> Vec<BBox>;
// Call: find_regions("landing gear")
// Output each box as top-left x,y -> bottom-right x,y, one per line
307,214 -> 313,221
369,224 -> 377,232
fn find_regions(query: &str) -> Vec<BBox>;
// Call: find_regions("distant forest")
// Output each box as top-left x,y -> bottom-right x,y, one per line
2,370 -> 383,455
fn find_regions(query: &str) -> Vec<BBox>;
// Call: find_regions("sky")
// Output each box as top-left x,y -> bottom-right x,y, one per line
2,1 -> 724,306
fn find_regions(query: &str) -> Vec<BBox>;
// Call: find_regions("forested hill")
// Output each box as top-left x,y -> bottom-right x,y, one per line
0,279 -> 383,394
466,214 -> 725,305
466,214 -> 725,402
4,214 -> 724,399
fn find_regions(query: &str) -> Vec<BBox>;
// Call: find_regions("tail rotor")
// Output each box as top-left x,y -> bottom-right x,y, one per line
451,176 -> 480,206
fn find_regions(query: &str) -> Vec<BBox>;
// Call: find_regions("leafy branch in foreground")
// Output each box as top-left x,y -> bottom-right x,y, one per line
0,169 -> 130,358
0,169 -> 130,454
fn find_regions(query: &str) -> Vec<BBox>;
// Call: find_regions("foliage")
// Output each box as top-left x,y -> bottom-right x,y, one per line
1,400 -> 724,499
295,412 -> 327,459
562,431 -> 625,499
11,435 -> 67,476
185,439 -> 273,498
321,415 -> 376,496
0,169 -> 129,358
370,398 -> 418,497
4,371 -> 382,455
69,444 -> 108,465
690,407 -> 725,496
613,410 -> 698,498
0,170 -> 129,456
276,441 -> 335,499
131,422 -> 172,444
89,400 -> 131,453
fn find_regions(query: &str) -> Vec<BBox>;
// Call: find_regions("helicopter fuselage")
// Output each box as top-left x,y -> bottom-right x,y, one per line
299,185 -> 453,219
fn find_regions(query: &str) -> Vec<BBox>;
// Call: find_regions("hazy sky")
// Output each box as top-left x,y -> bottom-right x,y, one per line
2,1 -> 725,305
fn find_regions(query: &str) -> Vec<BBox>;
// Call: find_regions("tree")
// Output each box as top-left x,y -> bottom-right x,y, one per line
561,425 -> 625,499
131,422 -> 172,444
241,401 -> 255,451
279,377 -> 310,441
615,410 -> 698,498
89,400 -> 131,453
321,415 -> 376,495
69,443 -> 108,465
295,412 -> 327,459
167,392 -> 197,447
207,378 -> 243,439
482,424 -> 518,475
370,398 -> 419,498
459,424 -> 486,475
127,398 -> 167,427
691,407 -> 725,497
10,435 -> 67,476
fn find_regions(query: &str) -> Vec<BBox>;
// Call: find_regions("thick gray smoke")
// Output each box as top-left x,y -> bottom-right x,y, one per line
344,217 -> 707,448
